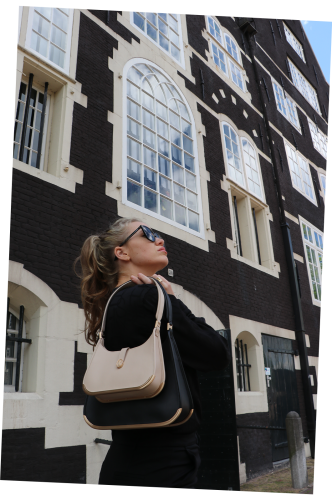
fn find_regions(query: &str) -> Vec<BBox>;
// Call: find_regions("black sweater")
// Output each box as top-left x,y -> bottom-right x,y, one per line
104,284 -> 230,444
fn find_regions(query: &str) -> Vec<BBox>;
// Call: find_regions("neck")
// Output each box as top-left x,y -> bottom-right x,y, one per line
116,266 -> 158,287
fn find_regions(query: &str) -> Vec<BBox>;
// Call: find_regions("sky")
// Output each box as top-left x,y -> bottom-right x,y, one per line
302,20 -> 332,83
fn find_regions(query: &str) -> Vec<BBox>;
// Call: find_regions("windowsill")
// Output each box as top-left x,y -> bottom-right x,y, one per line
226,238 -> 280,278
237,391 -> 264,396
4,392 -> 43,400
13,159 -> 84,193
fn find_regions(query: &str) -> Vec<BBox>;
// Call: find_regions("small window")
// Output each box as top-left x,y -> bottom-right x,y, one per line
26,8 -> 74,73
272,80 -> 300,131
288,58 -> 320,114
235,337 -> 251,391
5,306 -> 29,393
283,23 -> 305,62
207,17 -> 245,92
300,217 -> 323,305
234,332 -> 260,392
285,142 -> 316,204
13,79 -> 50,170
132,13 -> 183,65
320,173 -> 326,198
308,120 -> 328,159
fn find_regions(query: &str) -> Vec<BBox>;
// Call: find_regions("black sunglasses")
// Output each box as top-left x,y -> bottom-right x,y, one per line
114,225 -> 163,260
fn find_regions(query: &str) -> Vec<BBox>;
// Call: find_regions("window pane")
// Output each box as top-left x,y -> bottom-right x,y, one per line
171,127 -> 181,147
171,44 -> 181,62
158,156 -> 171,177
160,196 -> 173,219
133,13 -> 145,30
172,145 -> 182,165
127,159 -> 141,183
33,12 -> 50,38
187,191 -> 198,211
127,81 -> 140,102
127,118 -> 141,140
144,188 -> 158,212
14,122 -> 22,143
147,22 -> 157,42
157,118 -> 168,138
158,18 -> 168,36
128,137 -> 141,161
143,147 -> 156,169
169,29 -> 179,46
31,151 -> 38,168
146,13 -> 157,26
128,180 -> 142,206
25,127 -> 32,147
186,171 -> 196,191
143,127 -> 155,149
27,107 -> 35,127
13,143 -> 19,159
172,163 -> 184,184
174,183 -> 185,204
142,92 -> 154,111
158,138 -> 169,157
32,130 -> 39,151
159,33 -> 169,51
144,167 -> 157,190
31,32 -> 48,57
35,7 -> 52,19
52,8 -> 68,32
127,99 -> 140,120
142,109 -> 154,130
188,210 -> 199,232
35,111 -> 42,131
182,119 -> 192,138
22,147 -> 30,164
183,136 -> 193,155
169,110 -> 180,130
159,175 -> 172,197
128,66 -> 143,85
174,203 -> 186,226
156,101 -> 167,120
51,25 -> 67,50
18,82 -> 27,102
184,153 -> 194,172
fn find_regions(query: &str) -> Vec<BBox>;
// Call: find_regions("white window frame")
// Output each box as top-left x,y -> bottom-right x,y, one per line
18,6 -> 23,42
320,173 -> 326,199
283,22 -> 305,62
284,140 -> 317,205
288,58 -> 320,114
308,119 -> 328,159
272,78 -> 301,132
221,122 -> 265,202
122,58 -> 204,239
299,216 -> 323,306
206,16 -> 245,93
25,7 -> 74,74
5,309 -> 27,393
13,78 -> 50,171
130,13 -> 184,68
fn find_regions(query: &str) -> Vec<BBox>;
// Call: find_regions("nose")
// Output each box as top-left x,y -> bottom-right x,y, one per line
155,236 -> 165,247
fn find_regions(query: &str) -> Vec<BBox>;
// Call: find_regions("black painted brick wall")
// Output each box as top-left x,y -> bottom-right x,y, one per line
1,428 -> 86,483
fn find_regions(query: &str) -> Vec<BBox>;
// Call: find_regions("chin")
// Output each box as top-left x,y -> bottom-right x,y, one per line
156,255 -> 169,269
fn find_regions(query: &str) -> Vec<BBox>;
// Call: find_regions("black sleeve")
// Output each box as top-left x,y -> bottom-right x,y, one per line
142,285 -> 230,372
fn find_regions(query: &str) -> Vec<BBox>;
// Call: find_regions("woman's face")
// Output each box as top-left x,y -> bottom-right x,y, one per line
116,221 -> 168,271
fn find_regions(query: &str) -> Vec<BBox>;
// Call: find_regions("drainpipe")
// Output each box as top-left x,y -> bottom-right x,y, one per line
238,19 -> 316,458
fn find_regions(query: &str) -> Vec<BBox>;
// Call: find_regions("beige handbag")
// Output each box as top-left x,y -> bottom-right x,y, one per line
82,277 -> 166,403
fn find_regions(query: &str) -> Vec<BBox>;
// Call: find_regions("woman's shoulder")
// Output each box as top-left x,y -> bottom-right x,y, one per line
107,283 -> 158,311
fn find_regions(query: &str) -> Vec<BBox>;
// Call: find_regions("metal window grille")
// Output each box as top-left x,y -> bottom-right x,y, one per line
235,338 -> 251,391
252,207 -> 262,265
5,298 -> 31,392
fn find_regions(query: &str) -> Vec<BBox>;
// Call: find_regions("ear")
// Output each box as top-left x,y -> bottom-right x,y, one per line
114,246 -> 130,261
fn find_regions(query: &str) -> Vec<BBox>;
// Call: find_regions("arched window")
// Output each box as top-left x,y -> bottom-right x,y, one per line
207,17 -> 245,91
124,61 -> 201,233
5,307 -> 27,392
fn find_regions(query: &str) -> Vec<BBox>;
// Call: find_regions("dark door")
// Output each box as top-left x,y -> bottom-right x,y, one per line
262,334 -> 300,462
196,329 -> 240,490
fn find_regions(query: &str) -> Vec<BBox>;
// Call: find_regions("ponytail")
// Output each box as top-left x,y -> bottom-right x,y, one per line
75,217 -> 142,346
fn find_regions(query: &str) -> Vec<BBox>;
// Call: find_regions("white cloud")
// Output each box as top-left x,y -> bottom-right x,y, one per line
302,20 -> 309,25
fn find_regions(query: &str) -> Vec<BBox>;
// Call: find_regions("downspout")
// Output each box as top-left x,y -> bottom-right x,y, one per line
239,20 -> 316,458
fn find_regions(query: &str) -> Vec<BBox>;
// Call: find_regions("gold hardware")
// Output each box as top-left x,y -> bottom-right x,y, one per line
116,359 -> 124,368
167,323 -> 173,330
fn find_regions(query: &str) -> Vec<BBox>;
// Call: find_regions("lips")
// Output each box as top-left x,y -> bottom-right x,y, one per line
158,247 -> 167,253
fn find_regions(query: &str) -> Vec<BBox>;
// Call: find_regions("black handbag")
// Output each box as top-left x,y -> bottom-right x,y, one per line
83,279 -> 194,430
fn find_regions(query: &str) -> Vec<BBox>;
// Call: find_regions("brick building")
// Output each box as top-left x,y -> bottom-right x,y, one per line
2,9 -> 327,486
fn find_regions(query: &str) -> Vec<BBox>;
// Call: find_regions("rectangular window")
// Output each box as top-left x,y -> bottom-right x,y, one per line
272,80 -> 300,130
300,217 -> 323,305
13,79 -> 50,170
26,8 -> 74,73
308,120 -> 328,159
5,304 -> 29,393
283,23 -> 305,62
320,173 -> 326,198
132,13 -> 183,66
288,59 -> 320,113
285,142 -> 316,204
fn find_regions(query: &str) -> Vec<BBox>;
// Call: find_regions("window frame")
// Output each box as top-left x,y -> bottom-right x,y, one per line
130,12 -> 184,68
308,119 -> 328,159
122,58 -> 204,239
13,78 -> 51,171
320,173 -> 326,199
271,78 -> 301,132
5,308 -> 27,393
284,140 -> 317,205
299,216 -> 323,306
283,22 -> 305,62
206,16 -> 245,93
288,58 -> 320,114
221,121 -> 265,202
25,7 -> 74,74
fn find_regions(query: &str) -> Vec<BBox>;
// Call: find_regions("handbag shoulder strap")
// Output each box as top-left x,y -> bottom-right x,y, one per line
99,277 -> 166,337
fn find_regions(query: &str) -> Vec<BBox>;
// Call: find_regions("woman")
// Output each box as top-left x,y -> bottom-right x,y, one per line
77,217 -> 230,488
